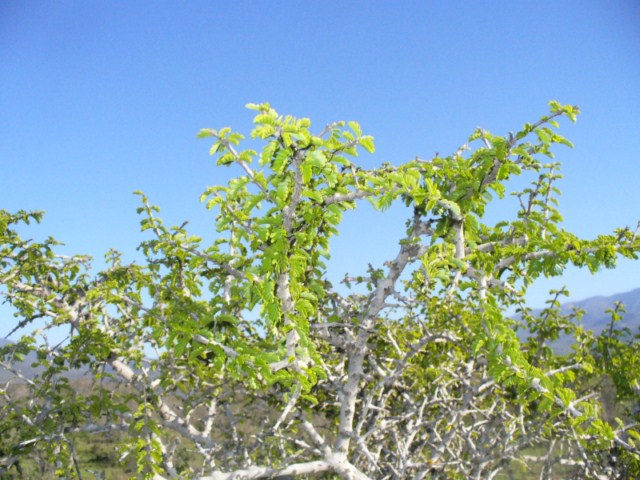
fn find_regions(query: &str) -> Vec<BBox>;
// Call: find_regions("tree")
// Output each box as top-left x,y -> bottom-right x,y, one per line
1,101 -> 640,479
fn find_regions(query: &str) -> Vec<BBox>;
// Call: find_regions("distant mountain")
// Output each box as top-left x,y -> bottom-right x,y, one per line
0,338 -> 42,381
557,287 -> 640,333
516,287 -> 640,353
0,337 -> 90,382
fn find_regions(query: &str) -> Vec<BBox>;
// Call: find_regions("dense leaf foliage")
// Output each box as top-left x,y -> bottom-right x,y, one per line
1,102 -> 640,479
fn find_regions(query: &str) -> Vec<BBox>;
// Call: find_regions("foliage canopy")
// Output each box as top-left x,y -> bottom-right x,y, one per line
1,102 -> 640,479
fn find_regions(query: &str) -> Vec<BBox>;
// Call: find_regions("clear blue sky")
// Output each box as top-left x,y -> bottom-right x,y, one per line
2,1 -> 639,330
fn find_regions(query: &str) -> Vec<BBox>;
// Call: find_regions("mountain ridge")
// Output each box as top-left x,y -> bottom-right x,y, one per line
548,287 -> 640,333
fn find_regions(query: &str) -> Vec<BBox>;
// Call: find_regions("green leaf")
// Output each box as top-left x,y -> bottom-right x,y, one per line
348,121 -> 362,137
302,189 -> 325,203
437,199 -> 461,219
359,136 -> 375,153
216,152 -> 235,166
196,128 -> 215,139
